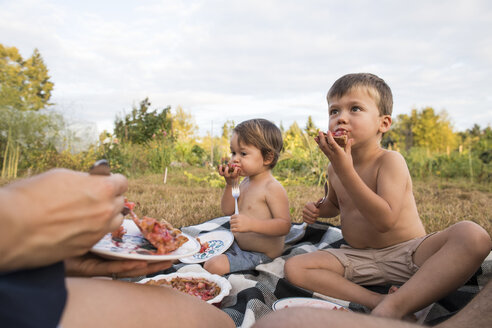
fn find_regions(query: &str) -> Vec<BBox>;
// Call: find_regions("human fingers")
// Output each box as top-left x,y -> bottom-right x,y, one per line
218,165 -> 226,176
324,131 -> 342,151
107,212 -> 125,233
106,173 -> 128,197
231,166 -> 241,177
303,216 -> 316,225
229,216 -> 238,231
111,260 -> 172,278
64,254 -> 143,277
302,204 -> 319,222
302,211 -> 317,224
344,138 -> 353,154
315,131 -> 334,156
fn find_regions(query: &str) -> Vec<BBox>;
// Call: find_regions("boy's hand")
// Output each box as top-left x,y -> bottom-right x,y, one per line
303,201 -> 320,224
230,213 -> 253,232
315,131 -> 354,173
218,164 -> 240,185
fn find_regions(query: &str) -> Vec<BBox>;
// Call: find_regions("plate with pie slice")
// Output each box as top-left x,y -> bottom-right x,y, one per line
179,230 -> 234,264
91,219 -> 200,261
272,297 -> 350,311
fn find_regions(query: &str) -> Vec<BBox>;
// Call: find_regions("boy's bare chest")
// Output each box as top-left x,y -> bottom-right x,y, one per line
332,165 -> 378,204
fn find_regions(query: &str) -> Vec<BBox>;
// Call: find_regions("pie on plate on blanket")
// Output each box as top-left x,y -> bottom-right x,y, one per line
91,219 -> 200,261
138,272 -> 232,304
180,230 -> 234,264
272,297 -> 350,311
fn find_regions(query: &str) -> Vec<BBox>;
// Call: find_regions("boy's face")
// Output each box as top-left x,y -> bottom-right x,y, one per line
328,87 -> 391,147
230,133 -> 270,176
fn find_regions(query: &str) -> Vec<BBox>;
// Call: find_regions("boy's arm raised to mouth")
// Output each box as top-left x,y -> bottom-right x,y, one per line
336,151 -> 411,233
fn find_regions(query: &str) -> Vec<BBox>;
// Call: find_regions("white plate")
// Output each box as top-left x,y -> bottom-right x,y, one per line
180,230 -> 234,264
272,297 -> 349,311
137,271 -> 232,304
91,219 -> 200,261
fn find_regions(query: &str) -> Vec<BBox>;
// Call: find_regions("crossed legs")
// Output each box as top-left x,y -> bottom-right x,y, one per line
373,221 -> 491,318
284,221 -> 491,319
252,279 -> 492,328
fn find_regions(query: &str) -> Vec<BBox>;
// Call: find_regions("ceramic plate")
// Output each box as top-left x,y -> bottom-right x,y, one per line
180,230 -> 234,264
137,271 -> 232,304
91,219 -> 200,261
272,297 -> 349,311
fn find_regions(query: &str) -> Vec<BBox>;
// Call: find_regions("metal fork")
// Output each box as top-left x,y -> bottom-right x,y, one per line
231,179 -> 240,215
315,181 -> 328,208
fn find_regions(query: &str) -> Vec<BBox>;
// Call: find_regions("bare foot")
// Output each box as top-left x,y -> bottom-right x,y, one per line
388,285 -> 399,294
371,286 -> 417,321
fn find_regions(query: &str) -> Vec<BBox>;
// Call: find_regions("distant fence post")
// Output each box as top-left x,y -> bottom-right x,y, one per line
468,150 -> 473,183
163,167 -> 168,184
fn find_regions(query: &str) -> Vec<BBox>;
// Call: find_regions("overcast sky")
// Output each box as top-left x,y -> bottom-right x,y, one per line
1,0 -> 491,137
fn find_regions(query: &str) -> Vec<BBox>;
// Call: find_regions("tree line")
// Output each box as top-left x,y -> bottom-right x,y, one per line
1,44 -> 490,184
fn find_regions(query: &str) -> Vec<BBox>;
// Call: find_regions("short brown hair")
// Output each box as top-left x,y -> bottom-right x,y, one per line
327,73 -> 393,116
233,118 -> 283,168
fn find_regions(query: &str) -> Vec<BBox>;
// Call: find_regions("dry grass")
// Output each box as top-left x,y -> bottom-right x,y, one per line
1,168 -> 490,236
126,170 -> 491,237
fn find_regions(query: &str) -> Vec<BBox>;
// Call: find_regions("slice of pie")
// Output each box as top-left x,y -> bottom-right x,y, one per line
129,213 -> 188,255
113,198 -> 188,254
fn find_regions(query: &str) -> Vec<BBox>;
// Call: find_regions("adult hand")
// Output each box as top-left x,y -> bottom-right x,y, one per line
315,131 -> 354,174
230,213 -> 254,233
302,202 -> 320,225
0,168 -> 128,272
65,254 -> 172,278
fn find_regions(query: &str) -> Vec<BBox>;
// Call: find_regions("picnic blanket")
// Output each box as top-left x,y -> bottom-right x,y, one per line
153,216 -> 492,328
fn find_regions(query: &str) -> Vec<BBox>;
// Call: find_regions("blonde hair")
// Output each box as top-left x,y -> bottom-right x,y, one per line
233,119 -> 283,168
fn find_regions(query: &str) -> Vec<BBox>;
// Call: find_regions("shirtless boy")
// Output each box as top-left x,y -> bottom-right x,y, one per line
284,73 -> 491,319
203,118 -> 291,275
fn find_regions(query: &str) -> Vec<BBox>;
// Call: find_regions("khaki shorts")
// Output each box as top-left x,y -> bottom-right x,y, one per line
322,233 -> 436,286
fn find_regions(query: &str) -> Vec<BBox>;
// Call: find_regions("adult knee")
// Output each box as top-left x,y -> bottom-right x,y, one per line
452,221 -> 491,259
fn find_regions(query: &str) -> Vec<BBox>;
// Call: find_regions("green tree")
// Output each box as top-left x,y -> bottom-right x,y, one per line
171,106 -> 198,141
114,98 -> 172,144
388,107 -> 458,153
0,44 -> 53,111
304,116 -> 319,138
0,107 -> 64,177
221,120 -> 235,140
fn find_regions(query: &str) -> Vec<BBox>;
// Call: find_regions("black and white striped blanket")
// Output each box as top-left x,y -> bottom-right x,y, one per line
155,216 -> 491,328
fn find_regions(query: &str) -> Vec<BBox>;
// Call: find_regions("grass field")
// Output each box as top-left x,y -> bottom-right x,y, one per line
124,168 -> 492,237
1,167 -> 490,236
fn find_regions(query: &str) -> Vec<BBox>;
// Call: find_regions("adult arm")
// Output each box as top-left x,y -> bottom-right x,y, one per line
60,277 -> 235,328
0,169 -> 128,272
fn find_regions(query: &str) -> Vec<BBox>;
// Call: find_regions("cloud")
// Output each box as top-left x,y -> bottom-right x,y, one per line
1,0 -> 491,137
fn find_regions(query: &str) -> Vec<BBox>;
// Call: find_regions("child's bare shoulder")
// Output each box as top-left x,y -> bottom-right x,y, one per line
377,150 -> 411,181
265,176 -> 287,193
377,150 -> 408,168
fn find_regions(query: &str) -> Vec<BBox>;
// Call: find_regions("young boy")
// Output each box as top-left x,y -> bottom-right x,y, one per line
284,73 -> 491,319
203,118 -> 292,275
